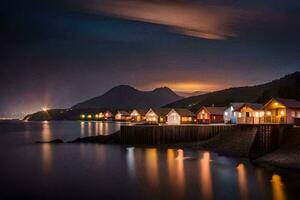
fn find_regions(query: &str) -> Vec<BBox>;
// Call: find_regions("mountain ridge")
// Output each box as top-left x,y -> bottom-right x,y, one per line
72,85 -> 183,109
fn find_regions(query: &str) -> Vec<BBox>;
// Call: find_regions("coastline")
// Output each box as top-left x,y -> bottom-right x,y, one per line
37,125 -> 300,172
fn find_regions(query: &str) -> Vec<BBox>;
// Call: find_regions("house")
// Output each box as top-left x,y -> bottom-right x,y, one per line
166,108 -> 196,125
223,103 -> 245,124
130,109 -> 148,121
264,98 -> 300,124
104,111 -> 114,119
115,110 -> 131,121
197,106 -> 226,124
145,108 -> 172,124
236,103 -> 264,124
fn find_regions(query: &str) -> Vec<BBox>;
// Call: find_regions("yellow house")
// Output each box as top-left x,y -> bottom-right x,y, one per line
264,98 -> 300,124
237,103 -> 264,124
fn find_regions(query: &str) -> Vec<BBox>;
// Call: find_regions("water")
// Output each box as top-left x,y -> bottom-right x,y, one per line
0,121 -> 299,200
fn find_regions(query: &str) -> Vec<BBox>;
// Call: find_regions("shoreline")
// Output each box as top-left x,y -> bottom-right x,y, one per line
36,126 -> 300,172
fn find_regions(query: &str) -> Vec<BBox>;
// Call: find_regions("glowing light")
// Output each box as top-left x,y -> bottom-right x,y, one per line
274,102 -> 278,106
95,114 -> 99,118
80,114 -> 86,119
280,111 -> 285,116
87,114 -> 92,119
224,112 -> 228,116
267,111 -> 271,116
42,107 -> 48,112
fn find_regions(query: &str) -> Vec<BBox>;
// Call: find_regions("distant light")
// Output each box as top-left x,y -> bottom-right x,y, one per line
87,114 -> 92,119
42,107 -> 48,112
80,114 -> 86,119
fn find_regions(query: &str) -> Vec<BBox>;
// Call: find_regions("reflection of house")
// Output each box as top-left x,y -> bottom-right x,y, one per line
104,111 -> 114,119
237,103 -> 264,124
197,106 -> 226,124
130,109 -> 147,121
223,103 -> 244,124
115,110 -> 131,121
145,108 -> 172,124
166,108 -> 196,125
264,98 -> 300,124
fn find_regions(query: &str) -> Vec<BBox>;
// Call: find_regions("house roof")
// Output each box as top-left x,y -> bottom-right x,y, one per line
151,108 -> 172,116
200,106 -> 226,115
171,108 -> 196,117
117,110 -> 130,116
268,98 -> 300,109
132,109 -> 148,116
229,103 -> 246,110
239,103 -> 264,111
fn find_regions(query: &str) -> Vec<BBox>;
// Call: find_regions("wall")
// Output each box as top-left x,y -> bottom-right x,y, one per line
120,125 -> 235,145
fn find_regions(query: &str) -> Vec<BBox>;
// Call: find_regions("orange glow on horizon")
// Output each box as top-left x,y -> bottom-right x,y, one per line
148,82 -> 221,92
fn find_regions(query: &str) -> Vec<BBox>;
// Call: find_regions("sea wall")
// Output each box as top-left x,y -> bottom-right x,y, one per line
120,125 -> 236,145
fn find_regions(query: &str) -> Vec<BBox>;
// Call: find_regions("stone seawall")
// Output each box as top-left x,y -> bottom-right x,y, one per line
120,125 -> 236,145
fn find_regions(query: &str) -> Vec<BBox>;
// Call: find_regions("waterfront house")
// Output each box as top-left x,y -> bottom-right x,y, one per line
197,106 -> 226,124
115,110 -> 131,121
223,103 -> 245,124
236,103 -> 264,124
130,109 -> 148,121
166,108 -> 196,125
145,108 -> 172,124
264,98 -> 300,124
104,111 -> 114,119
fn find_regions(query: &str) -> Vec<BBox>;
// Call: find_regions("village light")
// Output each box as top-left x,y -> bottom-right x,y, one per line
87,114 -> 92,119
42,107 -> 48,112
80,114 -> 86,119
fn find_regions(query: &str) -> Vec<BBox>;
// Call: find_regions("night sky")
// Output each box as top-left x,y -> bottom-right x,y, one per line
1,0 -> 300,117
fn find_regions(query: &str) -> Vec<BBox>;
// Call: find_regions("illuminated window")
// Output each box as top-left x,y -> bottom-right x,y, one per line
224,112 -> 228,116
280,111 -> 285,116
291,111 -> 295,117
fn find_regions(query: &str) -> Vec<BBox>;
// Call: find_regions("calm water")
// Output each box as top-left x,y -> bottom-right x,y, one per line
0,121 -> 299,200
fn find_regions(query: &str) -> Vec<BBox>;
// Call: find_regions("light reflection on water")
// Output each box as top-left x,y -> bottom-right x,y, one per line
272,174 -> 286,200
199,152 -> 213,200
123,148 -> 288,200
237,163 -> 249,200
41,121 -> 52,173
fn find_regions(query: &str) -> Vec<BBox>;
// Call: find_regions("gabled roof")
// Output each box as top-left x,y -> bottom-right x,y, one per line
170,108 -> 196,117
117,110 -> 130,116
228,103 -> 246,110
149,108 -> 172,116
132,109 -> 148,116
199,106 -> 226,115
239,103 -> 264,111
265,98 -> 300,109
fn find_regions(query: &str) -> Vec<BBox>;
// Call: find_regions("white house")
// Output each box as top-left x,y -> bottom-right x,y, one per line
166,108 -> 196,125
223,103 -> 244,124
145,108 -> 172,124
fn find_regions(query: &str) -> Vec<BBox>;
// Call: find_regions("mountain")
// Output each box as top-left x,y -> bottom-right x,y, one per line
175,91 -> 207,98
72,85 -> 183,109
164,71 -> 300,111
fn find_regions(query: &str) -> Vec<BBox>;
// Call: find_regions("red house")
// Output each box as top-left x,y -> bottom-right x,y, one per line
197,106 -> 226,124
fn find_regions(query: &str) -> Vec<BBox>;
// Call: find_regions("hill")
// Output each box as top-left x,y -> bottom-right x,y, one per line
164,71 -> 300,111
72,85 -> 183,109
